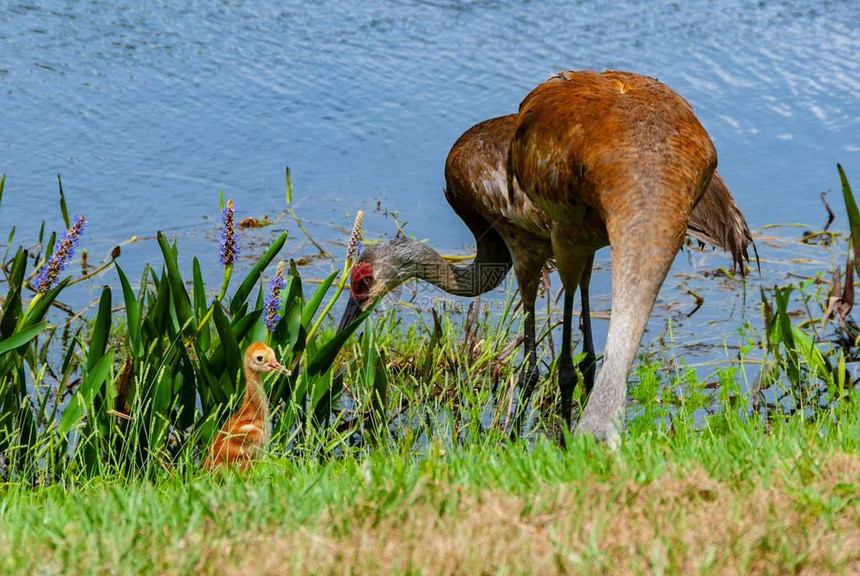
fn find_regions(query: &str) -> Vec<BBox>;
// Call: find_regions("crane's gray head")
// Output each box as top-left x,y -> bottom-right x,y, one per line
337,237 -> 437,330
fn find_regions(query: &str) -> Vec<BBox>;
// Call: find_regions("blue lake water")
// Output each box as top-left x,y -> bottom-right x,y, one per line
2,0 -> 859,370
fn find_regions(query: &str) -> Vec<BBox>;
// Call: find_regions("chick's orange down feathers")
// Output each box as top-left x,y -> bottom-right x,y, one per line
204,342 -> 286,470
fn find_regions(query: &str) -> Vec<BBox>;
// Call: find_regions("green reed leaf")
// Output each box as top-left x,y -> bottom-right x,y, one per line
24,277 -> 71,328
306,306 -> 371,376
838,164 -> 860,274
59,350 -> 114,434
302,270 -> 338,328
232,309 -> 263,345
156,231 -> 195,331
116,264 -> 141,358
213,302 -> 241,394
0,248 -> 28,339
229,231 -> 288,316
0,321 -> 47,356
57,173 -> 70,229
87,286 -> 112,374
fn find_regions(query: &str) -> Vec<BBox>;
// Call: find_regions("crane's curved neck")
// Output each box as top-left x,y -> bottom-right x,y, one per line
411,232 -> 512,297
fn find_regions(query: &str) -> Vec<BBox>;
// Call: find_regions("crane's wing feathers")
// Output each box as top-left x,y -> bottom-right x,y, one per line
444,108 -> 756,273
445,115 -> 551,238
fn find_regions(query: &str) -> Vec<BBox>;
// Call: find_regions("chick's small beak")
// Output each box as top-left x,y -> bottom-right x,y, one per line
265,358 -> 289,375
337,296 -> 364,331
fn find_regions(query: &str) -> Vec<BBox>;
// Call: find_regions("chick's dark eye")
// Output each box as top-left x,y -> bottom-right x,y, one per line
256,355 -> 264,362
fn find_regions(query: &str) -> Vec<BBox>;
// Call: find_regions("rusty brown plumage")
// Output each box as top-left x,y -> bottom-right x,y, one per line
447,114 -> 754,280
448,112 -> 754,435
507,69 -> 738,445
203,342 -> 286,471
338,96 -> 754,439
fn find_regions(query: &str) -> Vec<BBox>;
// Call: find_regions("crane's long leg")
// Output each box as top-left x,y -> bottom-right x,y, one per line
578,254 -> 597,396
509,300 -> 539,439
548,231 -> 592,434
559,254 -> 598,446
509,264 -> 542,439
558,290 -> 577,434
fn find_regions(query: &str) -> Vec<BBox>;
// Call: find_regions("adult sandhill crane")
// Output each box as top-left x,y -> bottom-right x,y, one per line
204,342 -> 287,470
508,69 -> 734,445
339,110 -> 754,437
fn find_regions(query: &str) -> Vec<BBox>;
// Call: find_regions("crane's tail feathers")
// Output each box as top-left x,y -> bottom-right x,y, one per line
686,172 -> 758,275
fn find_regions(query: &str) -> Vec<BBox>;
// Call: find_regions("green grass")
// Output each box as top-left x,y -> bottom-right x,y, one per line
3,167 -> 860,574
1,402 -> 858,575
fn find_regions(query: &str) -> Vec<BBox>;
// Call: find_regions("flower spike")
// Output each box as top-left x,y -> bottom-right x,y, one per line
35,215 -> 87,293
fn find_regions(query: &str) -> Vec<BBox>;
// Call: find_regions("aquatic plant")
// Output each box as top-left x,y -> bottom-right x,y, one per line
264,261 -> 286,332
0,175 -> 371,481
33,215 -> 87,293
306,210 -> 363,344
1,166 -> 859,484
346,209 -> 363,266
219,198 -> 239,267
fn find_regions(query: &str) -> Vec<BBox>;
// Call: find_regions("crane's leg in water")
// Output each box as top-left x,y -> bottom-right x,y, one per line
558,290 -> 578,445
549,232 -> 591,436
578,254 -> 597,396
510,302 -> 539,439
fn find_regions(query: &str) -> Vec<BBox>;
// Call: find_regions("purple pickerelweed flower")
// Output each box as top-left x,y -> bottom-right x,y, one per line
35,215 -> 87,293
219,198 -> 239,266
264,261 -> 286,332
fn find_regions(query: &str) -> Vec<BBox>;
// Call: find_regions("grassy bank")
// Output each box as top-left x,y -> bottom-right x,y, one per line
1,405 -> 858,575
2,169 -> 860,574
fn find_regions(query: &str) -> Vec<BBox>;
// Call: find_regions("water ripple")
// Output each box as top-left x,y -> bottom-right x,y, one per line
0,0 -> 857,260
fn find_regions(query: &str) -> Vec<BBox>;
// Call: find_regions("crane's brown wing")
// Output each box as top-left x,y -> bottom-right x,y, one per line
447,105 -> 755,271
445,115 -> 550,238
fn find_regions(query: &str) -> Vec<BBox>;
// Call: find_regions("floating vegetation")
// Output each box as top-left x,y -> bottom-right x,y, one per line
238,216 -> 271,229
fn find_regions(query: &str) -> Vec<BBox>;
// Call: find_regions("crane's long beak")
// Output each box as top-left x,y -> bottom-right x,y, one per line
338,296 -> 363,331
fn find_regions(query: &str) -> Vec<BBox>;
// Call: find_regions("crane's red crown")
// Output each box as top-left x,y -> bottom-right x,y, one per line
349,262 -> 373,302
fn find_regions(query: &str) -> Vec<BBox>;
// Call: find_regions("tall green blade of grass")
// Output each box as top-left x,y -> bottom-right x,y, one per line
839,164 -> 860,273
56,173 -> 70,229
115,263 -> 141,358
363,317 -> 389,440
0,248 -> 28,339
231,310 -> 263,343
301,270 -> 338,328
228,231 -> 288,316
157,232 -> 196,332
22,277 -> 71,328
44,231 -> 56,262
191,257 -> 210,350
248,284 -> 268,345
306,308 -> 372,376
87,286 -> 112,373
213,302 -> 241,396
0,322 -> 47,355
59,351 -> 114,434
